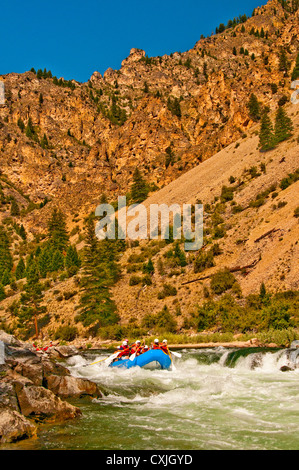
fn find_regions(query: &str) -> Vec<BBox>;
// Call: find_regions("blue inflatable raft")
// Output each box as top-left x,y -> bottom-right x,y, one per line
109,349 -> 172,370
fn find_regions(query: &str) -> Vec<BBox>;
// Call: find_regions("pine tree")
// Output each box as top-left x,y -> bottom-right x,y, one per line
38,245 -> 54,278
274,107 -> 294,143
131,168 -> 149,204
167,97 -> 182,117
0,184 -> 5,204
291,0 -> 299,12
17,118 -> 25,132
174,243 -> 187,267
259,111 -> 275,151
47,208 -> 69,252
78,218 -> 120,327
260,282 -> 266,298
50,250 -> 65,272
65,245 -> 80,275
21,260 -> 45,338
15,257 -> 26,280
0,225 -> 13,281
40,133 -> 49,149
0,283 -> 5,301
10,198 -> 20,216
291,52 -> 299,80
1,269 -> 11,286
203,62 -> 208,81
25,117 -> 35,139
143,258 -> 154,275
247,93 -> 260,121
18,224 -> 26,240
278,48 -> 289,73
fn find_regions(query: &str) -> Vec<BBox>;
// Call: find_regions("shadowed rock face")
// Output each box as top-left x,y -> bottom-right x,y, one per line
0,332 -> 102,444
0,409 -> 37,444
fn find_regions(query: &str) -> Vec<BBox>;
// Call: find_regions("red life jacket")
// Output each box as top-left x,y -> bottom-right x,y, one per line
131,343 -> 142,354
118,347 -> 130,357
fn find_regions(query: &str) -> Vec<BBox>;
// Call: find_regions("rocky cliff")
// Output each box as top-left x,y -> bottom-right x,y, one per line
0,0 -> 298,339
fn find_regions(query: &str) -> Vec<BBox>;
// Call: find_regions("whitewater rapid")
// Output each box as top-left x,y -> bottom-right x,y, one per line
10,347 -> 298,450
59,347 -> 299,450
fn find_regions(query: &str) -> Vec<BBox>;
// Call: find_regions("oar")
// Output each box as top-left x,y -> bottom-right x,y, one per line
129,339 -> 146,361
106,343 -> 134,364
169,350 -> 182,358
166,346 -> 176,371
83,351 -> 120,367
129,343 -> 142,361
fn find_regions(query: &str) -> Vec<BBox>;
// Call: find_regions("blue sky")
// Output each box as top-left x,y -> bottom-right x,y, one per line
0,0 -> 267,83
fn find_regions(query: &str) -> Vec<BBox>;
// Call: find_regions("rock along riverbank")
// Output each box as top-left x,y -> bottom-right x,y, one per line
0,330 -> 102,444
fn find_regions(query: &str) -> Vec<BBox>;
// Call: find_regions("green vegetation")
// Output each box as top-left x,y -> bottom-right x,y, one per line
274,107 -> 294,143
157,283 -> 177,299
20,260 -> 46,338
167,97 -> 181,118
278,47 -> 289,73
194,248 -> 215,273
53,325 -> 78,342
76,216 -> 123,328
131,168 -> 149,204
164,243 -> 187,268
106,94 -> 127,126
279,168 -> 299,190
259,107 -> 293,151
0,206 -> 83,338
215,13 -> 249,34
197,289 -> 299,337
259,110 -> 275,151
247,93 -> 261,122
210,268 -> 239,295
0,226 -> 13,283
142,305 -> 177,333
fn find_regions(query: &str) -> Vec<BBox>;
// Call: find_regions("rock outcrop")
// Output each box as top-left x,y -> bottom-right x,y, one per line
0,332 -> 102,444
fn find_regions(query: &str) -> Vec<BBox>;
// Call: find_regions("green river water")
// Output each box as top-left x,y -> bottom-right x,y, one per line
2,347 -> 299,450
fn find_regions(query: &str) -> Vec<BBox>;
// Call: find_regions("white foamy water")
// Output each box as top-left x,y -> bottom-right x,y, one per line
6,347 -> 298,450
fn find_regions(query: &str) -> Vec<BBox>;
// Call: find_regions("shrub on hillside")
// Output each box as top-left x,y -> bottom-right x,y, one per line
157,283 -> 177,299
210,269 -> 237,295
54,325 -> 78,342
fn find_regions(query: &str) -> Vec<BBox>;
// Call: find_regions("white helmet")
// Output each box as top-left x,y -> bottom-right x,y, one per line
136,340 -> 141,344
144,345 -> 149,349
154,338 -> 159,344
163,339 -> 167,343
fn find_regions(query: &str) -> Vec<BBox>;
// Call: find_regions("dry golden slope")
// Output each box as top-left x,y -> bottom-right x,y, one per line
111,103 -> 299,325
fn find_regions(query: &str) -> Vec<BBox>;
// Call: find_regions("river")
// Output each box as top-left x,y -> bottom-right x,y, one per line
4,347 -> 299,450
